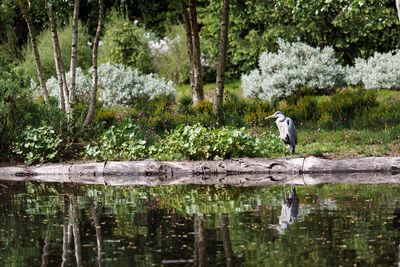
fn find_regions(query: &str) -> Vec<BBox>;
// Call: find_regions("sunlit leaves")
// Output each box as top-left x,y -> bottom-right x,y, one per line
13,126 -> 63,164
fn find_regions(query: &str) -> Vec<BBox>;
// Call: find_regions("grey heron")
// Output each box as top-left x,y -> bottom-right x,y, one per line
267,111 -> 297,155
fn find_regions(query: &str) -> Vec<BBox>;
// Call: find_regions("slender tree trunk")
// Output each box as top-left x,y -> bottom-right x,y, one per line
179,0 -> 195,90
189,0 -> 204,104
70,0 -> 79,104
91,201 -> 105,267
62,196 -> 72,267
220,213 -> 236,267
180,0 -> 204,104
193,214 -> 205,267
47,2 -> 69,111
396,0 -> 400,21
18,0 -> 49,104
68,0 -> 79,131
213,0 -> 229,115
70,197 -> 82,267
40,237 -> 50,267
83,0 -> 104,128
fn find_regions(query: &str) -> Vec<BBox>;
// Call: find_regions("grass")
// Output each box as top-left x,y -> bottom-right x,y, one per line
295,126 -> 400,158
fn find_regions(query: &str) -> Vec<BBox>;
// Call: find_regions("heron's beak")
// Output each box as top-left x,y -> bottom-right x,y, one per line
266,115 -> 274,119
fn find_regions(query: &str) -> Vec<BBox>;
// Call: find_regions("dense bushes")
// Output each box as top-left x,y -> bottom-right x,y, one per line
98,63 -> 175,106
242,40 -> 345,101
199,0 -> 400,77
43,63 -> 176,107
346,51 -> 400,90
151,124 -> 284,160
242,41 -> 400,103
99,14 -> 153,73
13,126 -> 63,164
281,88 -> 378,127
45,67 -> 91,103
84,122 -> 284,161
0,61 -> 38,155
84,121 -> 148,161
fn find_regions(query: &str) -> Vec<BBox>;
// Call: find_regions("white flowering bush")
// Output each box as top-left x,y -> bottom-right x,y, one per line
242,39 -> 345,101
98,63 -> 175,106
345,51 -> 400,90
45,67 -> 91,103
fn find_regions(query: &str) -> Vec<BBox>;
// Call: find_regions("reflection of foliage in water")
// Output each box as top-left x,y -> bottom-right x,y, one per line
1,182 -> 400,266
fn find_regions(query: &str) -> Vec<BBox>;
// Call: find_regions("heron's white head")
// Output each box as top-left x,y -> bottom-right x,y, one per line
267,111 -> 285,120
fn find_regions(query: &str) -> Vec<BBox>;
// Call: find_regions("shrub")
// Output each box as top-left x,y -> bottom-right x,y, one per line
0,61 -> 36,155
99,14 -> 153,73
320,88 -> 377,127
150,124 -> 283,160
345,51 -> 400,90
84,120 -> 148,161
13,126 -> 63,164
283,96 -> 319,124
242,39 -> 345,101
98,63 -> 175,106
44,67 -> 91,103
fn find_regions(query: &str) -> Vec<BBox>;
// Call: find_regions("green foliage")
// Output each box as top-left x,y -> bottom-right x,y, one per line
199,0 -> 400,77
84,120 -> 149,161
99,14 -> 153,73
21,22 -> 92,80
0,61 -> 34,154
13,126 -> 63,164
279,87 -> 377,127
283,96 -> 319,124
151,124 -> 283,160
322,88 -> 377,127
151,25 -> 190,85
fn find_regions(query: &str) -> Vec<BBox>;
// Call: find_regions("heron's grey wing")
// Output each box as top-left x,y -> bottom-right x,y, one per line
286,118 -> 297,146
277,120 -> 290,143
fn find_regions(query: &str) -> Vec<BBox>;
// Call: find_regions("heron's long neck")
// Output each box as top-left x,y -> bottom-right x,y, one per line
276,115 -> 285,123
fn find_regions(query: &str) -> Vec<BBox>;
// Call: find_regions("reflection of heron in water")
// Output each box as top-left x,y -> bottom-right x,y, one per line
270,187 -> 299,234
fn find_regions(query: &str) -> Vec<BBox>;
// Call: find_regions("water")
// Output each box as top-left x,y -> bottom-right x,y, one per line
1,180 -> 400,266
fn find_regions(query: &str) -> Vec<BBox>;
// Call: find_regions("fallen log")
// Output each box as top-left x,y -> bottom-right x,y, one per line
303,156 -> 400,174
0,156 -> 399,179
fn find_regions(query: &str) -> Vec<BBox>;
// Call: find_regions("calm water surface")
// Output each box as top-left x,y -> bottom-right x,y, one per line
1,180 -> 400,266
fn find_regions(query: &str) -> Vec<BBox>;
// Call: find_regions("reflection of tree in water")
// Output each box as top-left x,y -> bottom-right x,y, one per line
393,202 -> 400,230
270,187 -> 299,234
61,194 -> 105,267
193,213 -> 238,267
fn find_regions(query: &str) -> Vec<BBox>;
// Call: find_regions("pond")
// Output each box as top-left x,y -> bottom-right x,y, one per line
1,179 -> 400,266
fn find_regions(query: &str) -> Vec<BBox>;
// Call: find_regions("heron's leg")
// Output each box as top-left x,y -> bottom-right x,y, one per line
280,143 -> 287,159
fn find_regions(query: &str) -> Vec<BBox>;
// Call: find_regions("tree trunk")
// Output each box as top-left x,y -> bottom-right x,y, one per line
220,213 -> 236,267
18,0 -> 49,104
213,0 -> 229,115
47,2 -> 69,112
69,0 -> 79,129
91,201 -> 105,267
40,237 -> 50,267
180,0 -> 204,104
179,0 -> 195,90
396,0 -> 400,21
62,196 -> 72,267
70,197 -> 82,267
83,0 -> 104,128
193,214 -> 205,267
